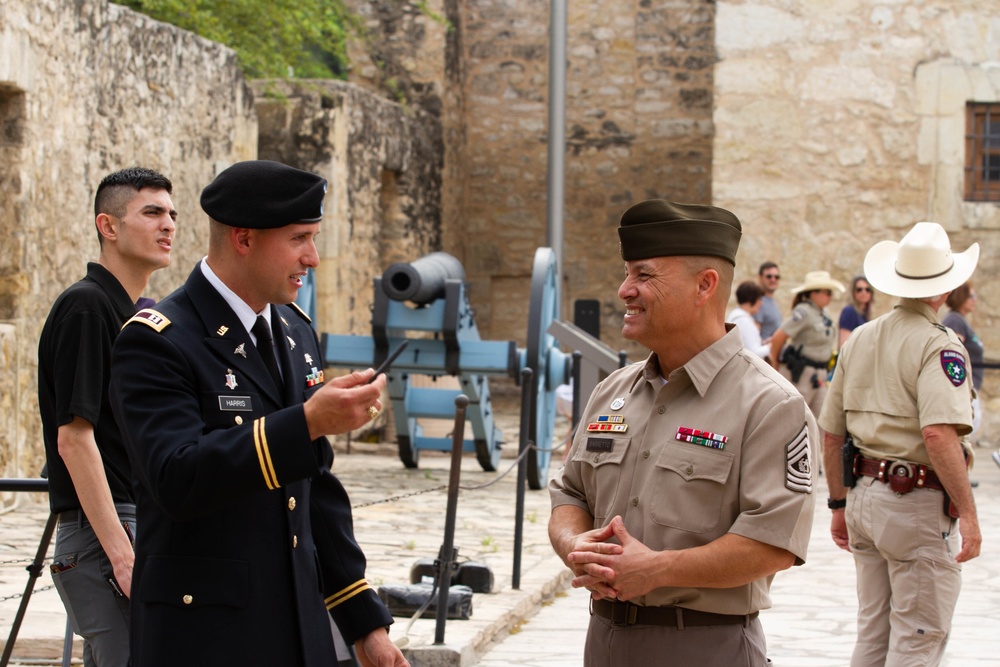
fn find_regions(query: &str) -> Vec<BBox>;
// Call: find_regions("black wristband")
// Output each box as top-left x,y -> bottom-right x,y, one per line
827,497 -> 847,510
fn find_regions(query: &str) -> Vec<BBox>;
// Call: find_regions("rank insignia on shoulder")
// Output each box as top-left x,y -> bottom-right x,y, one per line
125,309 -> 171,332
288,302 -> 312,323
675,426 -> 727,449
785,423 -> 812,493
940,350 -> 967,387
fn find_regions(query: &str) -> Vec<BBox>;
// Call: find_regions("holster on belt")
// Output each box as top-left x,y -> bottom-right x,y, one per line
781,345 -> 807,383
841,434 -> 858,488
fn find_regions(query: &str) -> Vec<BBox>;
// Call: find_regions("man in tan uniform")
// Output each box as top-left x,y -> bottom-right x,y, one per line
549,200 -> 816,667
819,222 -> 982,667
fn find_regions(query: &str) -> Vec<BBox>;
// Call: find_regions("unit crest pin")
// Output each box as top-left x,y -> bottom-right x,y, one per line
610,397 -> 625,410
225,369 -> 238,390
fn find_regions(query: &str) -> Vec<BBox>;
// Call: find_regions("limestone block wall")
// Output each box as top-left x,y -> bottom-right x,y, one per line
714,0 -> 1000,437
346,0 -> 717,360
0,0 -> 256,495
253,80 -> 444,339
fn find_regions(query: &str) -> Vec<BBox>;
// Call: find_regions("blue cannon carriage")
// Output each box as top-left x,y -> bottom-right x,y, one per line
321,248 -> 569,489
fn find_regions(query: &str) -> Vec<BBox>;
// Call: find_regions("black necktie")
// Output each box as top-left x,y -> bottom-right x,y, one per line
252,316 -> 283,391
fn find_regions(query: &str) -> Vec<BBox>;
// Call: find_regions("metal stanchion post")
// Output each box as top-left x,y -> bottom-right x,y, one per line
571,350 -> 582,436
0,479 -> 54,667
434,394 -> 469,645
512,367 -> 533,590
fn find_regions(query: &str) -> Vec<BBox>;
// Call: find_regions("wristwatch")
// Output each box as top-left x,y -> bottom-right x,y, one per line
827,497 -> 847,510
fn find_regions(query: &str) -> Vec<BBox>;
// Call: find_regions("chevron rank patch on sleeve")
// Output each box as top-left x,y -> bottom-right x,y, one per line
785,423 -> 812,493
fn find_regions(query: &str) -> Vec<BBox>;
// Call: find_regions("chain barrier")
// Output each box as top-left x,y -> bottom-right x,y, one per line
0,585 -> 54,604
349,427 -> 574,509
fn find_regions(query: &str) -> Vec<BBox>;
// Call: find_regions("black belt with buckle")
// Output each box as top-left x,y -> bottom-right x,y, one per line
591,598 -> 757,627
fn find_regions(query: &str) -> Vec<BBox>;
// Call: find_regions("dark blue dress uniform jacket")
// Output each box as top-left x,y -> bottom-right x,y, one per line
110,264 -> 392,667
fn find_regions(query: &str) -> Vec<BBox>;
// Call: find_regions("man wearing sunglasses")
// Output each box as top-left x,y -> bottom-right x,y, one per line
753,261 -> 783,341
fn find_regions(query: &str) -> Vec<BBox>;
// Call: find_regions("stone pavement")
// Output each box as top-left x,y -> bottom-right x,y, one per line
476,448 -> 1000,667
2,437 -> 999,666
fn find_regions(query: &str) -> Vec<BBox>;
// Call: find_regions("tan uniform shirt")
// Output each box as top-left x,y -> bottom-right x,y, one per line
818,299 -> 973,466
550,326 -> 817,615
780,301 -> 835,362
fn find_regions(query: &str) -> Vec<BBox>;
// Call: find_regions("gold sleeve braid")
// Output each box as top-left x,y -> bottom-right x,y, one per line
253,416 -> 280,490
325,579 -> 373,610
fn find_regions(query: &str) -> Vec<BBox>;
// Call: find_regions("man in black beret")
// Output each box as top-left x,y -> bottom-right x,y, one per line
549,200 -> 816,666
110,160 -> 408,667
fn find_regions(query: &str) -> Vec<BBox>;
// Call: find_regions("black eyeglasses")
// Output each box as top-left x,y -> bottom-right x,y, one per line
855,287 -> 872,293
764,274 -> 780,280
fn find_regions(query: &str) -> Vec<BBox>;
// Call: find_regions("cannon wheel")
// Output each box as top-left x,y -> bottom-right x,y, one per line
525,248 -> 559,489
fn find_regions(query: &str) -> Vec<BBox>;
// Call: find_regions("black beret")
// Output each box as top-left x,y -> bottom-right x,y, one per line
200,160 -> 327,229
618,200 -> 742,265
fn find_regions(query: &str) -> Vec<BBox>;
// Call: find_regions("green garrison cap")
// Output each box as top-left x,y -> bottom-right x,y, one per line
618,200 -> 742,265
200,160 -> 327,229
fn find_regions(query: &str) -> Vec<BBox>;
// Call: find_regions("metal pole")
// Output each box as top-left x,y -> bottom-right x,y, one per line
571,350 -> 582,435
546,0 -> 567,297
434,394 -> 469,645
1,512 -> 58,667
512,367 -> 534,589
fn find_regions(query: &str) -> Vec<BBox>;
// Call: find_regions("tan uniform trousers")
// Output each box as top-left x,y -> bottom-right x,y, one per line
584,611 -> 768,666
846,476 -> 961,667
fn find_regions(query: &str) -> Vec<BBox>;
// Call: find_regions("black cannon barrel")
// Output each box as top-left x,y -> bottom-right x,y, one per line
382,252 -> 466,305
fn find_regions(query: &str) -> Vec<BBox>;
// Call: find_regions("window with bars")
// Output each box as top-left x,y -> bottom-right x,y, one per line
965,102 -> 1000,202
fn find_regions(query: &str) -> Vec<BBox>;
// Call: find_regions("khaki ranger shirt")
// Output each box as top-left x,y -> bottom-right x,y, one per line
550,327 -> 816,615
780,301 -> 835,363
819,299 -> 973,467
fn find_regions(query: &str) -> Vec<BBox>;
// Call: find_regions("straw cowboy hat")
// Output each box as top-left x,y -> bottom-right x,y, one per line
790,271 -> 846,295
863,222 -> 979,299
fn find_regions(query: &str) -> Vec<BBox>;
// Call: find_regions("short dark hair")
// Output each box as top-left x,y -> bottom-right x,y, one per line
95,167 -> 173,219
758,261 -> 778,276
736,280 -> 763,305
946,281 -> 973,311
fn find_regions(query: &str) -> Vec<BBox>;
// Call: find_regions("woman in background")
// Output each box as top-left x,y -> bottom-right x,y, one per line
942,281 -> 984,441
727,280 -> 771,359
838,275 -> 873,349
770,271 -> 845,417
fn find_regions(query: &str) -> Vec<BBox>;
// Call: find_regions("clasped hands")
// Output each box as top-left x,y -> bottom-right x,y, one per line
566,515 -> 658,602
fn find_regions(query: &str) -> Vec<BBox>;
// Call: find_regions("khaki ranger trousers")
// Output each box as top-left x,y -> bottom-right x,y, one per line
847,476 -> 961,667
584,611 -> 768,666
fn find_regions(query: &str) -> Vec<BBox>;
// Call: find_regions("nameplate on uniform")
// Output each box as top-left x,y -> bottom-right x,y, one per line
586,437 -> 614,452
219,395 -> 253,411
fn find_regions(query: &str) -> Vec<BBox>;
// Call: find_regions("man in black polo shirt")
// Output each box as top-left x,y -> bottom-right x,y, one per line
38,167 -> 176,667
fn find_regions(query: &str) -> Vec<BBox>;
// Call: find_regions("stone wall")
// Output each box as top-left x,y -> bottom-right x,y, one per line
714,0 -> 1000,437
253,79 -> 444,338
0,0 -> 256,499
345,0 -> 718,360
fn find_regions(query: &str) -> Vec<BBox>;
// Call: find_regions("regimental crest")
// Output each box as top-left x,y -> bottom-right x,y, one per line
785,423 -> 812,493
940,350 -> 967,387
225,369 -> 238,390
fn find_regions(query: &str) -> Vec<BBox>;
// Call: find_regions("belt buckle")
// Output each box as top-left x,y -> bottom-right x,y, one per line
610,600 -> 637,626
887,461 -> 916,495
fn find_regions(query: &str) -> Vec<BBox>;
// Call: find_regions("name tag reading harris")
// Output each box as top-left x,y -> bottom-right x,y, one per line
219,395 -> 253,411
